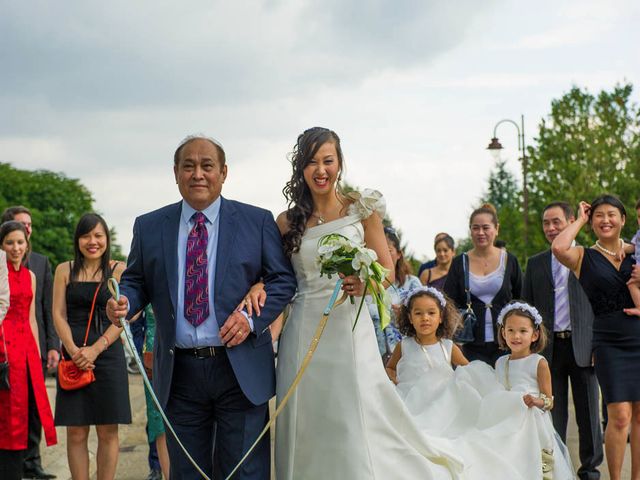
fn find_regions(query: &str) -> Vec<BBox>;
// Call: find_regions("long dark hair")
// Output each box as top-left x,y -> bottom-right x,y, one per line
0,221 -> 30,264
282,127 -> 344,256
384,226 -> 412,286
71,213 -> 112,283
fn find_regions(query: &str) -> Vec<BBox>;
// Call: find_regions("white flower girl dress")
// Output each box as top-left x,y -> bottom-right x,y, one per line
397,337 -> 575,479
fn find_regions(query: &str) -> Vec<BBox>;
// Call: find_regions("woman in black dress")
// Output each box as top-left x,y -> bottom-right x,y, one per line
53,214 -> 131,480
552,195 -> 640,480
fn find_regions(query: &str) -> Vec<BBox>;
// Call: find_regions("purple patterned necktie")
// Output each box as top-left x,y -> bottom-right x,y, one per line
184,212 -> 209,327
552,255 -> 570,331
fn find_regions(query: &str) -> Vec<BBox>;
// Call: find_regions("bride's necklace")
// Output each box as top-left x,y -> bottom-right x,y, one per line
311,212 -> 326,225
595,239 -> 623,257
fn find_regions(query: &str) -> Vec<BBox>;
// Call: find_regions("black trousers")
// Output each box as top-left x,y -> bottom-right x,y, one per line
0,449 -> 24,480
462,341 -> 503,367
23,360 -> 47,473
551,337 -> 603,480
165,350 -> 270,480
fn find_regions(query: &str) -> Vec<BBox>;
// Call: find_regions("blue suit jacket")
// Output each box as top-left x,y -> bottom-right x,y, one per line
120,197 -> 297,407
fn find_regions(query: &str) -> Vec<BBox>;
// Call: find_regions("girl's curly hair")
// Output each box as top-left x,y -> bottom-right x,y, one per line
398,290 -> 461,340
281,127 -> 344,257
497,302 -> 549,353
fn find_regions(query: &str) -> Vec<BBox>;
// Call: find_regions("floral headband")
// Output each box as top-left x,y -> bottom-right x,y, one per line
497,302 -> 543,327
402,286 -> 447,309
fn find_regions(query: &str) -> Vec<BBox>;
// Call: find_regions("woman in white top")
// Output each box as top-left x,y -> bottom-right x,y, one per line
444,203 -> 523,366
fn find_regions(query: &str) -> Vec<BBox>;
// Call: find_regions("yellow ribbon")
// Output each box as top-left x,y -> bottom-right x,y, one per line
225,286 -> 348,479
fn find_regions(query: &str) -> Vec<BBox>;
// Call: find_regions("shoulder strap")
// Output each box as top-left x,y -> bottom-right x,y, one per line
83,283 -> 102,347
462,253 -> 472,308
109,260 -> 120,275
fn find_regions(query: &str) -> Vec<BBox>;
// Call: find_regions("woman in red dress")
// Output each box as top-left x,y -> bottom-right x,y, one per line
0,221 -> 56,480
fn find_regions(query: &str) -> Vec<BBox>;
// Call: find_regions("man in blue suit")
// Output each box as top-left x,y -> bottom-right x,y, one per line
107,135 -> 296,479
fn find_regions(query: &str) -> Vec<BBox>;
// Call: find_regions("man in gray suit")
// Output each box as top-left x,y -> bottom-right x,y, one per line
2,206 -> 59,480
523,201 -> 603,480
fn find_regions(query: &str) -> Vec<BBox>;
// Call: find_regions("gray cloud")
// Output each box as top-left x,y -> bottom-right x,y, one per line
0,0 -> 493,117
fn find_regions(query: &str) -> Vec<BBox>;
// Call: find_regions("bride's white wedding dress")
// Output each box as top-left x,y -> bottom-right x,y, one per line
275,191 -> 463,479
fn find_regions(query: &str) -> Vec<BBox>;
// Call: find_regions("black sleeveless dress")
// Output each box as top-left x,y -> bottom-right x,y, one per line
578,248 -> 640,403
54,274 -> 131,426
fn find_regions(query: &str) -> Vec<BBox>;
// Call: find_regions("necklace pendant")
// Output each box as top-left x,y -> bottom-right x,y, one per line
317,216 -> 325,225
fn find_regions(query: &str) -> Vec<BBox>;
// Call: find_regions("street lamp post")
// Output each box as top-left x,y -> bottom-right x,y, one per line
487,114 -> 529,253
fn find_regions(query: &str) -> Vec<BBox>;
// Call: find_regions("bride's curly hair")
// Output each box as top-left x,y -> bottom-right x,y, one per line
282,127 -> 344,256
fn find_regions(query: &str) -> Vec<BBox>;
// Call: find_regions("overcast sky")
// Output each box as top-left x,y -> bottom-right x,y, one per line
2,0 -> 639,259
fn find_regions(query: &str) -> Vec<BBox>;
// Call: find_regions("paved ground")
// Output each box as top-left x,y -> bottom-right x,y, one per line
42,373 -> 630,479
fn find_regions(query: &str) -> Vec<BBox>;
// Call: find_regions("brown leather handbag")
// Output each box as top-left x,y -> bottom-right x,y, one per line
58,283 -> 101,391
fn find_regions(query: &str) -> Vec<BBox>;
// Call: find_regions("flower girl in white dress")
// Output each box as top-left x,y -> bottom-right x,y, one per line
495,301 -> 575,479
387,288 -> 576,479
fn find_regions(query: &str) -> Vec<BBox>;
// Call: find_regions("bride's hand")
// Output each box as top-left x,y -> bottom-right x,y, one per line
236,282 -> 266,317
340,274 -> 365,296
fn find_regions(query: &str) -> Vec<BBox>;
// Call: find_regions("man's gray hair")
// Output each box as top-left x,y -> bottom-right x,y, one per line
173,134 -> 226,166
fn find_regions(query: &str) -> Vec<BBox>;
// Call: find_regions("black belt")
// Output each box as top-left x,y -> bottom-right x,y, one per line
175,346 -> 226,358
554,331 -> 571,339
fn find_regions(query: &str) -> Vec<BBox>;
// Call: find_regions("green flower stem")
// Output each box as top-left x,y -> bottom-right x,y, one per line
351,287 -> 368,332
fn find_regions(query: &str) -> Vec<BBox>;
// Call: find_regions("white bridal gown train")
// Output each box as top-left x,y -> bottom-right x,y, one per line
275,191 -> 566,479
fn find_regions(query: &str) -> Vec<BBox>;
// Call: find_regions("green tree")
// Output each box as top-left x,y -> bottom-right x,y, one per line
0,163 -> 124,266
482,159 -> 526,264
527,83 -> 640,249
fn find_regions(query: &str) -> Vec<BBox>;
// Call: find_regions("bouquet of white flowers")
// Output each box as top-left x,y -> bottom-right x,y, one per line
317,233 -> 391,330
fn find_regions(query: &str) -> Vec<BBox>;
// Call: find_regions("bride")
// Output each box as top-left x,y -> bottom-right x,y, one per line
274,127 -> 464,479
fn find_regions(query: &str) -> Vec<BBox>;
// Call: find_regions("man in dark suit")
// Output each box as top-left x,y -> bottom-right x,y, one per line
523,201 -> 603,479
2,206 -> 59,480
107,135 -> 296,480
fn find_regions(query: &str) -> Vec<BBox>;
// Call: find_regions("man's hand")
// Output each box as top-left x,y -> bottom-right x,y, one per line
220,311 -> 251,347
106,295 -> 129,326
628,264 -> 640,286
46,349 -> 60,369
